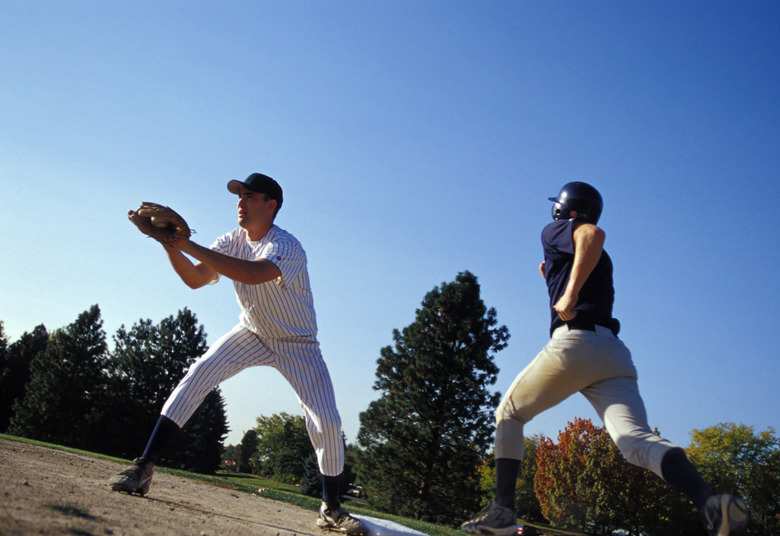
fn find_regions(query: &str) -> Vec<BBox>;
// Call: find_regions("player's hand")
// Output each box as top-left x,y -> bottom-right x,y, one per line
166,235 -> 191,250
553,292 -> 578,321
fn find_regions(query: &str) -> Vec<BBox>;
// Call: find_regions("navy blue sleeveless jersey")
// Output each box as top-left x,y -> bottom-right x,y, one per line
542,219 -> 617,335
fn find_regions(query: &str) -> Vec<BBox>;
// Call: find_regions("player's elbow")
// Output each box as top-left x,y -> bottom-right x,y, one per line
575,223 -> 606,247
182,270 -> 217,289
592,227 -> 606,245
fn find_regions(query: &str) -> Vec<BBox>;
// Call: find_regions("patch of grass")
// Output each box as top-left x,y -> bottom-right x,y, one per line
216,471 -> 300,493
248,487 -> 460,536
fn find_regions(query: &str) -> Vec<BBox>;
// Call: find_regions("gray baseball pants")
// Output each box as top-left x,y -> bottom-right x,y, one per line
495,324 -> 676,478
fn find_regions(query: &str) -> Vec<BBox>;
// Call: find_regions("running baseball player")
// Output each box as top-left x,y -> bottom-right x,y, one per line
460,182 -> 748,536
111,173 -> 367,535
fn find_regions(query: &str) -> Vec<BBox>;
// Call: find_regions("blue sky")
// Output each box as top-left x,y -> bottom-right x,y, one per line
1,1 -> 778,449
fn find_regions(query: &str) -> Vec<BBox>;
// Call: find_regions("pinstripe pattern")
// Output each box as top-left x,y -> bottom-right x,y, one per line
161,324 -> 344,476
159,226 -> 344,476
211,226 -> 317,339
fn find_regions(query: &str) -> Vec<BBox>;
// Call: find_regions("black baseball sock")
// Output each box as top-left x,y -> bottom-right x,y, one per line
495,458 -> 521,510
660,447 -> 713,511
141,415 -> 180,465
321,473 -> 342,510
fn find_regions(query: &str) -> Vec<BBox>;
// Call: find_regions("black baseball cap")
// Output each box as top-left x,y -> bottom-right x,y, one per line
227,173 -> 283,209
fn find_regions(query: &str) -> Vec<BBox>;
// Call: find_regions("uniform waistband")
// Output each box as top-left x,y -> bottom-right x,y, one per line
555,323 -> 616,338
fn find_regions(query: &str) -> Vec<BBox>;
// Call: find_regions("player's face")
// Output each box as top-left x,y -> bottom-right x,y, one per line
237,187 -> 276,230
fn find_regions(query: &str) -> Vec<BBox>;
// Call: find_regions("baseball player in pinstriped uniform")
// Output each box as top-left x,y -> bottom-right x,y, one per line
461,182 -> 748,536
110,173 -> 367,535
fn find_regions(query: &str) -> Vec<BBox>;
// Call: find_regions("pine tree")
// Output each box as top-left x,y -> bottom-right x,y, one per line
238,429 -> 259,473
0,323 -> 49,431
300,452 -> 323,497
165,389 -> 228,474
8,306 -> 108,449
102,308 -> 228,473
356,271 -> 509,525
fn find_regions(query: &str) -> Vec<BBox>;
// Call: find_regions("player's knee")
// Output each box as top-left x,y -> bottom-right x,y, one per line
496,397 -> 525,425
614,433 -> 674,477
313,412 -> 342,438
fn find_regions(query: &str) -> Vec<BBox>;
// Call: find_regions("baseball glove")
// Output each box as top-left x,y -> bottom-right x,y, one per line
128,202 -> 192,246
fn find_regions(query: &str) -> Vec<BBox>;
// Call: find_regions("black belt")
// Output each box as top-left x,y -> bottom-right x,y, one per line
565,321 -> 598,331
565,319 -> 620,336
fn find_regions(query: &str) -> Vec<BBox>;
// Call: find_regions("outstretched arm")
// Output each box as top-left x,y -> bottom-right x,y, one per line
553,222 -> 605,321
162,244 -> 218,289
167,238 -> 281,288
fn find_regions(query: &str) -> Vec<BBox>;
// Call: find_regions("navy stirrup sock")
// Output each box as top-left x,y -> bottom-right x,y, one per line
660,447 -> 713,511
141,415 -> 180,465
322,474 -> 342,510
495,458 -> 521,509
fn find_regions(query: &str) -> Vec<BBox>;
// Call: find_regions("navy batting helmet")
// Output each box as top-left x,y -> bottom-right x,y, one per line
548,182 -> 603,223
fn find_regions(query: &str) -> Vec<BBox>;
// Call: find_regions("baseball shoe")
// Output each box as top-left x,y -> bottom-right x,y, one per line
109,457 -> 155,496
460,501 -> 517,536
316,502 -> 368,535
700,494 -> 748,536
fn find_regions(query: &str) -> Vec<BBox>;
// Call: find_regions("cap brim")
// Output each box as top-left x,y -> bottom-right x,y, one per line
227,180 -> 244,194
548,197 -> 559,203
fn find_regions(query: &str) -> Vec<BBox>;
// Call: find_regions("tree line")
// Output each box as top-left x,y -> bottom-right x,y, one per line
2,271 -> 777,535
0,306 -> 227,473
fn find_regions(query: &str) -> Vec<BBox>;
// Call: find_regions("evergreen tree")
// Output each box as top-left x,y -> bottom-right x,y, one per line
98,318 -> 157,457
164,389 -> 228,474
356,271 -> 509,525
238,429 -> 259,473
8,306 -> 108,450
102,308 -> 227,473
300,452 -> 323,497
0,324 -> 49,431
110,308 -> 208,412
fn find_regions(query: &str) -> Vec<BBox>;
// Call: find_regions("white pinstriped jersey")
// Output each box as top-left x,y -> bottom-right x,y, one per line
210,225 -> 318,340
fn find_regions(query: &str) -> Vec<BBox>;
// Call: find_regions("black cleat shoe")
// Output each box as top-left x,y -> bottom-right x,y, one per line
460,501 -> 518,536
701,494 -> 748,536
109,457 -> 155,496
316,502 -> 368,535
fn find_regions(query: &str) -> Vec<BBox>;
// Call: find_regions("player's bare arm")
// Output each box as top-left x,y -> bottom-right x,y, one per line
174,239 -> 282,286
162,244 -> 218,289
553,222 -> 605,321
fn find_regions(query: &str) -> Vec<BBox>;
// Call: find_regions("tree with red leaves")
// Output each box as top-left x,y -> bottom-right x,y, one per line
535,417 -> 698,535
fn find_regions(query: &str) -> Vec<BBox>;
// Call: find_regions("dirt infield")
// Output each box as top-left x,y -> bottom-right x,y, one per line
0,437 -> 325,536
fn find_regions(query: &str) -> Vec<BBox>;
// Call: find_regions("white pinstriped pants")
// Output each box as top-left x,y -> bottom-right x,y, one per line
161,324 -> 344,476
495,325 -> 676,478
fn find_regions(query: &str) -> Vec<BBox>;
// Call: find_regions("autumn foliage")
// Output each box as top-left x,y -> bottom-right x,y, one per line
535,417 -> 698,535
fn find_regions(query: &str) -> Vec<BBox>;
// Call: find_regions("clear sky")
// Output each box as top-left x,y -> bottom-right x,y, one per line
2,1 -> 778,449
